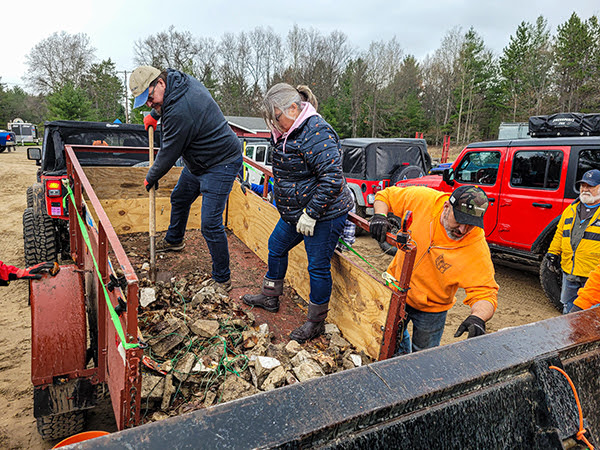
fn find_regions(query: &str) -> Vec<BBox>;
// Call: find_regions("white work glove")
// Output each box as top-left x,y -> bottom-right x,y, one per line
296,210 -> 317,236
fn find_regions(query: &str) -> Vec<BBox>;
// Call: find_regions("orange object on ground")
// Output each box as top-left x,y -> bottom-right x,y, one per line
52,430 -> 109,448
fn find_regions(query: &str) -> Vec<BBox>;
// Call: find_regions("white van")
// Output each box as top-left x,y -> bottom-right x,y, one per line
243,140 -> 272,184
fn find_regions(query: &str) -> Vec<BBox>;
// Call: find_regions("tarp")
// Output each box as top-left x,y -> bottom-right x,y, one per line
42,121 -> 161,173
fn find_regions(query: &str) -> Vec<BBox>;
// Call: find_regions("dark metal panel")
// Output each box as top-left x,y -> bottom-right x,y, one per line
75,309 -> 600,449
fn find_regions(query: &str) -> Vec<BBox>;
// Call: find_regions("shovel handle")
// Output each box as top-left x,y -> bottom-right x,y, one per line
148,126 -> 156,282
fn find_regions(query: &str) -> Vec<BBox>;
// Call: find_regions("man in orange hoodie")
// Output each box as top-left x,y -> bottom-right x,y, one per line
570,258 -> 600,312
370,185 -> 498,354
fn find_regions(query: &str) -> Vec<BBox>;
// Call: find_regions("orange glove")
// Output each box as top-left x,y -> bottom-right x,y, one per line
144,109 -> 160,131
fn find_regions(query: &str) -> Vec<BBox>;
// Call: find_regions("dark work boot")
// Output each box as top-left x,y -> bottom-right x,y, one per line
290,302 -> 329,344
243,277 -> 284,313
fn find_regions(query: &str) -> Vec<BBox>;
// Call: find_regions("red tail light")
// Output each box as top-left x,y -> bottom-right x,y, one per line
46,180 -> 62,197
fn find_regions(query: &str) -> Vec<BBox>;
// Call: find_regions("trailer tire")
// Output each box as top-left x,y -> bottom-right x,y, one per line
36,411 -> 85,441
23,208 -> 58,266
539,253 -> 563,312
0,146 -> 5,153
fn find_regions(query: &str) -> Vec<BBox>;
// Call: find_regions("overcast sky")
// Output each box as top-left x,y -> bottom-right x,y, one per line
2,0 -> 599,92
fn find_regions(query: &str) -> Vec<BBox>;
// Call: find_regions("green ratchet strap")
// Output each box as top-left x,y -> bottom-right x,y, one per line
63,183 -> 139,350
337,238 -> 406,292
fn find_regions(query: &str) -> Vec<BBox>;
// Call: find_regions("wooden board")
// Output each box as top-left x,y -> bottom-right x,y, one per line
227,181 -> 392,359
83,167 -> 202,234
83,167 -> 179,199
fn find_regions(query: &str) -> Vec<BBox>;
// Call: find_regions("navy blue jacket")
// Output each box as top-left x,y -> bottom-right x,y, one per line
272,114 -> 353,223
146,70 -> 241,185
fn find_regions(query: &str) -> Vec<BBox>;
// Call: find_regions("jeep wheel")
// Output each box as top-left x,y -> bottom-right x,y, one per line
36,411 -> 86,441
22,208 -> 58,266
539,253 -> 563,312
26,185 -> 34,208
391,165 -> 425,186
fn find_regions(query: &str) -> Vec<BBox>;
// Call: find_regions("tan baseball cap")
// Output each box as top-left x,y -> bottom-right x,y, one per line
129,66 -> 161,109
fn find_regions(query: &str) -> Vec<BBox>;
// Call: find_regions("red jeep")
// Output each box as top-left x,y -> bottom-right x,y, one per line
396,135 -> 600,311
341,138 -> 432,218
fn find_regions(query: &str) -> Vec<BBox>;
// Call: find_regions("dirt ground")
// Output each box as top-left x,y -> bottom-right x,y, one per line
0,147 -> 559,449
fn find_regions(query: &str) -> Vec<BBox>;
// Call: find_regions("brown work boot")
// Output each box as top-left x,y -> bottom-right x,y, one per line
290,302 -> 329,344
243,277 -> 283,313
156,239 -> 185,253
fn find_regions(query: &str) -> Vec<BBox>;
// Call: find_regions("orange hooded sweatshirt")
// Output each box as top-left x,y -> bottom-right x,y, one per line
375,186 -> 498,313
573,259 -> 600,310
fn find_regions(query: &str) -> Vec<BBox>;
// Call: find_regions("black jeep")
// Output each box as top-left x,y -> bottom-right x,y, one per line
24,120 -> 160,265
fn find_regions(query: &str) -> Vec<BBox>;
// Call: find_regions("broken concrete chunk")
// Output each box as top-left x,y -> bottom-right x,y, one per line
329,333 -> 351,349
189,319 -> 220,338
255,356 -> 281,379
285,340 -> 303,356
325,323 -> 340,334
349,354 -> 362,367
140,287 -> 157,308
290,350 -> 312,367
161,374 -> 175,411
258,323 -> 269,336
293,360 -> 325,382
261,366 -> 287,391
219,375 -> 260,403
141,374 -> 165,401
313,353 -> 336,373
173,353 -> 196,383
146,317 -> 190,358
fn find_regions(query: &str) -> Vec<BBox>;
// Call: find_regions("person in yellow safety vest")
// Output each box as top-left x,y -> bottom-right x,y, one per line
570,257 -> 600,312
546,169 -> 600,314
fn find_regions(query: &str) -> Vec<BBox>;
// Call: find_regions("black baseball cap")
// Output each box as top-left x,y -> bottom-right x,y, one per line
448,186 -> 489,229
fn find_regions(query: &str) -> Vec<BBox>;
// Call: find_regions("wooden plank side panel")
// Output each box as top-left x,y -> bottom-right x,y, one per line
83,167 -> 202,234
228,182 -> 391,359
82,167 -> 180,199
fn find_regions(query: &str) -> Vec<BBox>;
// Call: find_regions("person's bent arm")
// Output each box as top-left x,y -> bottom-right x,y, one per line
470,299 -> 495,321
373,199 -> 389,216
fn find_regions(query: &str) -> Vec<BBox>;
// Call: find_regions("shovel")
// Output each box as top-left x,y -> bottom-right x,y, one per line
148,126 -> 156,282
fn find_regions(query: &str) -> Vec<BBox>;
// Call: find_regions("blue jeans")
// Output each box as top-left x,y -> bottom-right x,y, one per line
395,304 -> 448,355
266,214 -> 348,305
561,272 -> 587,314
165,155 -> 242,283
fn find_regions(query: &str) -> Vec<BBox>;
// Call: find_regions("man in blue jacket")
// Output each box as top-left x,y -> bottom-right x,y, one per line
130,66 -> 242,291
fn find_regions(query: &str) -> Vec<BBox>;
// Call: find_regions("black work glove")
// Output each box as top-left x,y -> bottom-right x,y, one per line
545,253 -> 561,275
454,315 -> 486,338
144,178 -> 159,192
569,305 -> 583,313
369,213 -> 390,243
240,180 -> 251,194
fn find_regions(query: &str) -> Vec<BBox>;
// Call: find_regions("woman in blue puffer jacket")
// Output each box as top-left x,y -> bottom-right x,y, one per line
243,83 -> 353,343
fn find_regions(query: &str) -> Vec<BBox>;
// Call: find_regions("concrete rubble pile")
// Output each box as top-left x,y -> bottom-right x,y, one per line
136,273 -> 372,423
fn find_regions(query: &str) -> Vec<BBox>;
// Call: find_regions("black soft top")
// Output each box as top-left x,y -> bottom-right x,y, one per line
42,120 -> 161,174
340,138 -> 431,180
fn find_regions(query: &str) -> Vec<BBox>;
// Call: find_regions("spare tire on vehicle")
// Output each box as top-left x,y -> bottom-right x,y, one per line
539,253 -> 563,312
390,165 -> 425,185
